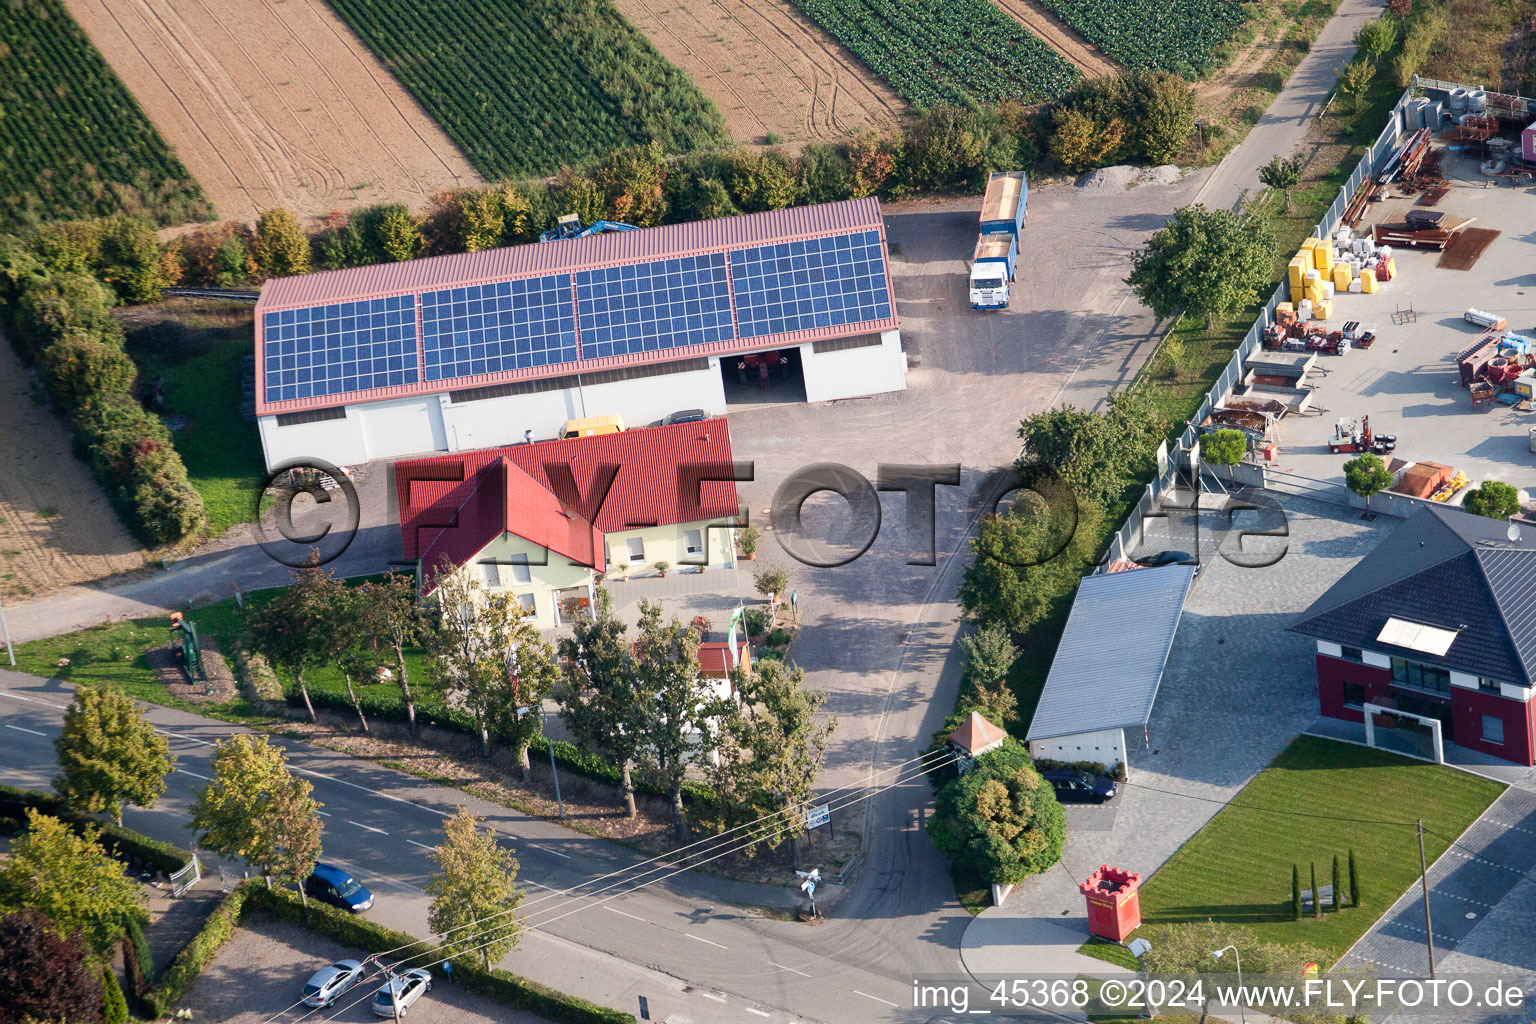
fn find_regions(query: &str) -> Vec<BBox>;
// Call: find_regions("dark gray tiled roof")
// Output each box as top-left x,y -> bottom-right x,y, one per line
1291,506 -> 1536,686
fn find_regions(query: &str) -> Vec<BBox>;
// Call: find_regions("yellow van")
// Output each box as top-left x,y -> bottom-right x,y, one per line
559,415 -> 624,440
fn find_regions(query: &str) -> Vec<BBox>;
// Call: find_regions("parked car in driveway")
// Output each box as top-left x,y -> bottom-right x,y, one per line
1041,768 -> 1118,804
662,408 -> 708,426
371,968 -> 432,1017
305,863 -> 374,912
302,959 -> 366,1008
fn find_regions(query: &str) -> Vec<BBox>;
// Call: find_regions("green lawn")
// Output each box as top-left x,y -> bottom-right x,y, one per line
1132,736 -> 1504,963
123,301 -> 267,540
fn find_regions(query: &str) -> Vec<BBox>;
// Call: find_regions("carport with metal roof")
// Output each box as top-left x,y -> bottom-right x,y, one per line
1025,564 -> 1196,774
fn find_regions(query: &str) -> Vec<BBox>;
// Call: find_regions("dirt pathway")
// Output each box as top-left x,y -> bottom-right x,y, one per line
987,0 -> 1119,78
0,333 -> 148,603
65,0 -> 482,225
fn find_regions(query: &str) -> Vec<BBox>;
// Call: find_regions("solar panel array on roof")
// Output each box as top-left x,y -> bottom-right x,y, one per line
421,275 -> 576,383
258,204 -> 897,408
576,253 -> 732,359
729,230 -> 891,338
263,294 -> 418,403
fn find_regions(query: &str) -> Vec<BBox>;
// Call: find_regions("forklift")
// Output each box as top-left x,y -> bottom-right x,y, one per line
1328,414 -> 1396,455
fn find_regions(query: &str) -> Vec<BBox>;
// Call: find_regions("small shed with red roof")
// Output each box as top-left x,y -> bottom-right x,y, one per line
394,419 -> 741,629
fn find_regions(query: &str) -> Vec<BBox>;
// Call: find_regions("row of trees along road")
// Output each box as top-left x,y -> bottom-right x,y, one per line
249,561 -> 835,849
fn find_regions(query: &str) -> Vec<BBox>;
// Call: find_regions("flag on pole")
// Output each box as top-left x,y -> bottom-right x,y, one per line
725,603 -> 744,668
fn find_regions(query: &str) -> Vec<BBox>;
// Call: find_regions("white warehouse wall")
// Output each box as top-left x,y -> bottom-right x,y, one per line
1028,728 -> 1128,769
800,331 -> 907,403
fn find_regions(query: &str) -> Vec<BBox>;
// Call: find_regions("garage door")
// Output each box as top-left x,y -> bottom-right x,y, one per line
359,397 -> 447,460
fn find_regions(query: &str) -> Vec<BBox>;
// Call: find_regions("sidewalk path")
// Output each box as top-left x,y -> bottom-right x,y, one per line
1193,0 -> 1382,213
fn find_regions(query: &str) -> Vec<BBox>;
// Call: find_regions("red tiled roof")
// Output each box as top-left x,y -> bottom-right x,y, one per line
698,639 -> 749,676
397,419 -> 738,571
947,711 -> 1007,756
409,457 -> 605,590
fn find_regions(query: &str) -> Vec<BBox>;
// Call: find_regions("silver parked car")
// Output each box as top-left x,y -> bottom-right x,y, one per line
302,959 -> 366,1008
371,968 -> 433,1017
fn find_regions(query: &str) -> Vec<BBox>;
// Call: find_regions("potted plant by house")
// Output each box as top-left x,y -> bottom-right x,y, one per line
739,525 -> 759,561
654,560 -> 671,578
615,558 -> 630,580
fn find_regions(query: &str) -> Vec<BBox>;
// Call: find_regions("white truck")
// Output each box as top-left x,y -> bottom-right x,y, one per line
969,171 -> 1027,310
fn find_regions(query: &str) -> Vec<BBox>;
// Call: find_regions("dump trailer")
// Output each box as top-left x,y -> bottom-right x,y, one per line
969,233 -> 1018,310
979,171 -> 1028,237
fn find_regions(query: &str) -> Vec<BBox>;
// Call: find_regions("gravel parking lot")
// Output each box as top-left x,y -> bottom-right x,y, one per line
177,916 -> 548,1024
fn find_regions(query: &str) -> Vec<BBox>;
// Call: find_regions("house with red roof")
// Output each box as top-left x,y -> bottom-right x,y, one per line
395,418 -> 740,628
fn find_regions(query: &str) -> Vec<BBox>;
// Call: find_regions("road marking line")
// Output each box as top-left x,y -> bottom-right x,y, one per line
767,961 -> 811,978
854,990 -> 899,1008
700,991 -> 727,1003
292,766 -> 450,816
349,820 -> 388,835
158,729 -> 216,747
686,933 -> 728,950
317,810 -> 332,817
530,844 -> 570,859
746,1008 -> 771,1017
4,724 -> 46,737
407,840 -> 435,852
0,690 -> 63,708
176,768 -> 212,780
601,906 -> 645,922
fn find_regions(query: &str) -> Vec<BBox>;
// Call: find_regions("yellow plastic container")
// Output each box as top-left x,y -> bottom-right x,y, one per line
1332,263 -> 1352,289
1304,284 -> 1321,304
1360,269 -> 1378,294
1288,258 -> 1307,291
1313,299 -> 1332,320
1302,237 -> 1322,253
1313,245 -> 1333,272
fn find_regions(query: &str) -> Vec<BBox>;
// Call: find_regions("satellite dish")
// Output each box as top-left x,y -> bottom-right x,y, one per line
1508,519 -> 1522,544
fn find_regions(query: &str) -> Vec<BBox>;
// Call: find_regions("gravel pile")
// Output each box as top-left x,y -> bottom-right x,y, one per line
1138,164 -> 1183,186
1076,165 -> 1139,191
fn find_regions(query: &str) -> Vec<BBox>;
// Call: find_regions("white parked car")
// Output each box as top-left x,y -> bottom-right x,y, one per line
302,959 -> 366,1008
371,968 -> 432,1017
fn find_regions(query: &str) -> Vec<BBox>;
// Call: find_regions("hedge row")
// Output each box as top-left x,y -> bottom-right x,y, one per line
0,783 -> 194,874
0,227 -> 205,544
289,685 -> 716,809
144,882 -> 633,1023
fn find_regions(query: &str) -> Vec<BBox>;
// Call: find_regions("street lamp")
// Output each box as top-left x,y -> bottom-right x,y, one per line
516,705 -> 562,818
1212,945 -> 1245,1024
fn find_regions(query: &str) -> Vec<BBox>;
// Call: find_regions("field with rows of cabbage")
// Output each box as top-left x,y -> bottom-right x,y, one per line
786,0 -> 1081,105
1036,0 -> 1251,77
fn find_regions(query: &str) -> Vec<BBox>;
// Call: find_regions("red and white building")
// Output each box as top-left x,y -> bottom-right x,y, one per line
394,418 -> 741,630
254,199 -> 905,471
1292,505 -> 1536,765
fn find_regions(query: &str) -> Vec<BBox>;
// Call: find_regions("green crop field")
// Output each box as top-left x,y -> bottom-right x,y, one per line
785,0 -> 1080,105
1036,0 -> 1250,76
0,0 -> 211,232
324,0 -> 730,179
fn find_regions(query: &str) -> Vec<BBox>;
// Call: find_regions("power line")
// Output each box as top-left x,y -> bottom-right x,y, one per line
305,751 -> 958,1024
1117,777 -> 1422,828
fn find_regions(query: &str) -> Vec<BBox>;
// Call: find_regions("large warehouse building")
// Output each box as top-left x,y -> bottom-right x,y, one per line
253,198 -> 906,470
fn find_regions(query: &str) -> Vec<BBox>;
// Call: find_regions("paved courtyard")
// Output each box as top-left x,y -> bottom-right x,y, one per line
963,493 -> 1396,970
1266,151 -> 1536,504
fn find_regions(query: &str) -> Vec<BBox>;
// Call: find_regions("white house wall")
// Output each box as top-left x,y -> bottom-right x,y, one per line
259,361 -> 728,471
605,519 -> 735,578
799,331 -> 907,403
1028,728 -> 1128,769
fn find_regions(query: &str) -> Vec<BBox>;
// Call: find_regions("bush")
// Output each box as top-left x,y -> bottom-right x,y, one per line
40,333 -> 137,406
847,131 -> 896,197
142,884 -> 251,1018
94,216 -> 170,304
1462,480 -> 1520,520
927,738 -> 1065,886
798,142 -> 853,204
255,208 -> 311,278
741,607 -> 771,637
133,476 -> 207,545
101,965 -> 130,1024
0,784 -> 193,875
11,271 -> 118,360
722,150 -> 799,213
896,105 -> 988,193
123,914 -> 154,1001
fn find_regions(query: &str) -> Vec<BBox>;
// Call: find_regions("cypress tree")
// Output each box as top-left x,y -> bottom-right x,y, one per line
1311,862 -> 1322,919
1349,849 -> 1360,907
1332,854 -> 1342,913
102,966 -> 130,1024
1291,864 -> 1302,920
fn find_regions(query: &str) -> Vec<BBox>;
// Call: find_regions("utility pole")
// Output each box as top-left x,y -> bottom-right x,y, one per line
0,590 -> 14,666
1417,819 -> 1436,978
546,705 -> 563,818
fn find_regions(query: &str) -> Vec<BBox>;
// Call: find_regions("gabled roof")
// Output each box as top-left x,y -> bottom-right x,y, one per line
396,419 -> 739,550
698,639 -> 749,676
1026,564 -> 1196,742
406,457 -> 605,590
1291,505 -> 1536,686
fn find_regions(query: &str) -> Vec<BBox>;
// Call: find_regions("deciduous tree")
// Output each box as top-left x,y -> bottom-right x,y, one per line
1258,153 -> 1305,212
54,684 -> 175,825
1344,453 -> 1393,512
0,909 -> 105,1024
753,564 -> 790,601
0,810 -> 146,958
926,739 -> 1064,886
959,623 -> 1019,726
557,610 -> 648,817
426,809 -> 523,970
1354,17 -> 1399,62
249,560 -> 334,723
495,627 -> 562,780
187,735 -> 323,900
423,571 -> 521,757
361,573 -> 426,736
255,208 -> 311,278
959,492 -> 1101,633
1338,59 -> 1377,112
1462,480 -> 1520,520
1199,428 -> 1247,476
1126,205 -> 1276,329
1017,390 -> 1166,510
594,142 -> 669,226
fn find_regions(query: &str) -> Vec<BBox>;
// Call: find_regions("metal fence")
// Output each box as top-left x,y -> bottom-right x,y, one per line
170,854 -> 202,897
1095,85 -> 1424,568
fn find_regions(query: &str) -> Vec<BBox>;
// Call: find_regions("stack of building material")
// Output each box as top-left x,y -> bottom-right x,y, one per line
1371,216 -> 1474,250
1393,461 -> 1455,498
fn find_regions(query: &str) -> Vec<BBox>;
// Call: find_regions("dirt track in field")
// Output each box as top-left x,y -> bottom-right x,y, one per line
65,0 -> 483,226
0,332 -> 148,603
987,0 -> 1120,78
609,0 -> 904,145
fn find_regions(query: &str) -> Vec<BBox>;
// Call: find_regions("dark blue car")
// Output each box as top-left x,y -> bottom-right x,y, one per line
1041,768 -> 1118,804
305,863 -> 374,912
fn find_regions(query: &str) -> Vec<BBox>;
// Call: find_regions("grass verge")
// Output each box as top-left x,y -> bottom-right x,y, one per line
1075,937 -> 1140,971
1131,735 -> 1503,963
